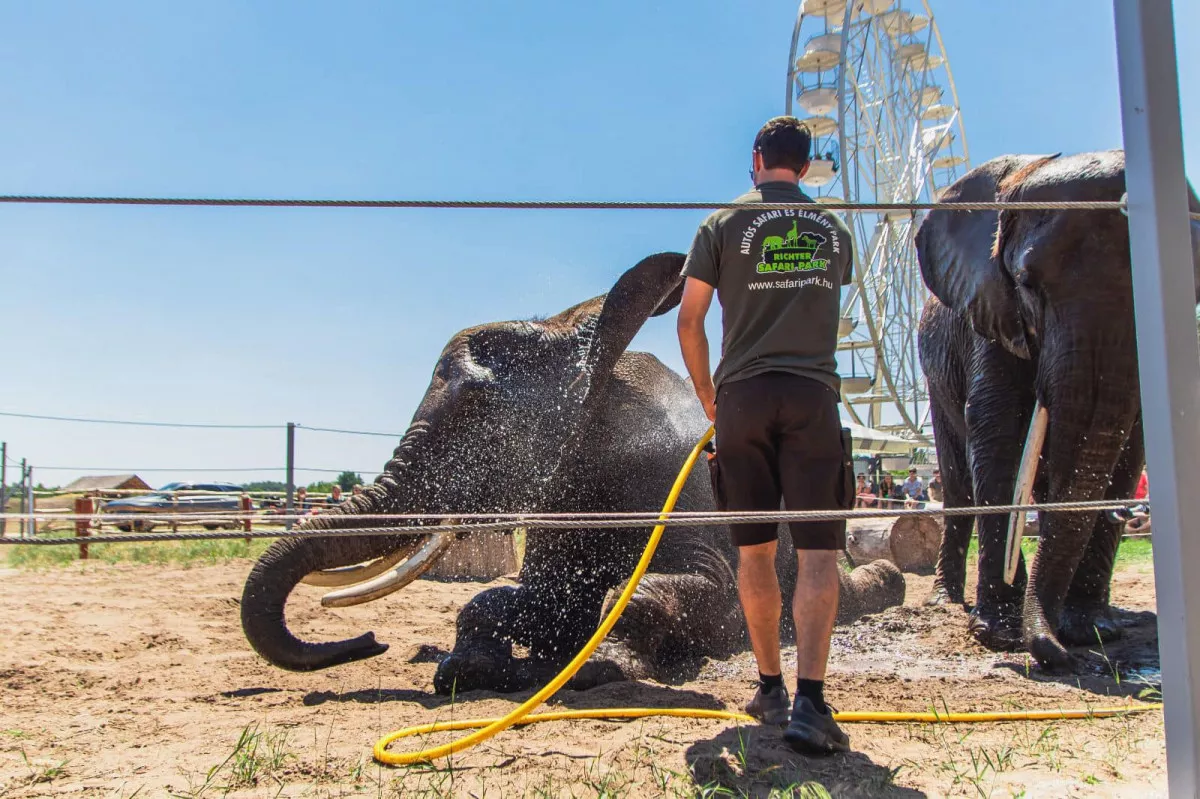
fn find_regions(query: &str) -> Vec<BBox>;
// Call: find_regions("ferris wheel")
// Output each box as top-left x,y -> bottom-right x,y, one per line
785,0 -> 970,443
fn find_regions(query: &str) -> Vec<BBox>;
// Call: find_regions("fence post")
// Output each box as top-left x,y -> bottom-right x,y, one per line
241,493 -> 252,544
285,422 -> 296,531
0,442 -> 7,537
18,460 -> 26,538
26,466 -> 34,537
74,495 -> 93,559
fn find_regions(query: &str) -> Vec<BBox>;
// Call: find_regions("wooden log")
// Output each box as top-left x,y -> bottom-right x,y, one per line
845,517 -> 896,565
887,514 -> 943,574
425,531 -> 518,580
845,514 -> 944,574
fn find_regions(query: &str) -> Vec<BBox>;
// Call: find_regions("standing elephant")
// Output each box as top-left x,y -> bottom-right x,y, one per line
915,149 -> 1200,669
239,251 -> 906,693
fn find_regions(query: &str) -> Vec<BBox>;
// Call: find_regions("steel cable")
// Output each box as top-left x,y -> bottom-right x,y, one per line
4,194 -> 1195,216
0,498 -> 1150,545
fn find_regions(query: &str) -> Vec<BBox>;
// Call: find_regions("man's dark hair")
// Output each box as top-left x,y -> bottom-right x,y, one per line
753,116 -> 812,173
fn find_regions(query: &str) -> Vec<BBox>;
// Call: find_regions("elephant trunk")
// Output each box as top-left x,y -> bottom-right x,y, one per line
241,532 -> 405,671
240,425 -> 432,672
836,559 -> 906,624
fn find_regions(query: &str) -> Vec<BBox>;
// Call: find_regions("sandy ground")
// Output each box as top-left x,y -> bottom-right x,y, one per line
0,555 -> 1164,798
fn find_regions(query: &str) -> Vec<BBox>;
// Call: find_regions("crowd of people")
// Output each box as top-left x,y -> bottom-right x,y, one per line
292,483 -> 364,517
260,483 -> 365,517
854,466 -> 941,510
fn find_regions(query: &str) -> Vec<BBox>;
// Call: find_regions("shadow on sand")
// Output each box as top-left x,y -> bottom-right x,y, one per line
298,678 -> 730,714
991,606 -> 1162,700
685,724 -> 924,798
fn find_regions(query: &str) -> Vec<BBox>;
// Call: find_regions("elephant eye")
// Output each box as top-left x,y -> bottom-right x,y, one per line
1012,268 -> 1032,287
433,357 -> 453,383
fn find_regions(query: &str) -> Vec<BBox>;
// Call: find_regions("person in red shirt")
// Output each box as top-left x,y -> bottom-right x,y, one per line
1134,468 -> 1148,500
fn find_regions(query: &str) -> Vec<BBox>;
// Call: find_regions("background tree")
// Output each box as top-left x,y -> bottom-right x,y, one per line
336,471 -> 363,491
243,480 -> 286,493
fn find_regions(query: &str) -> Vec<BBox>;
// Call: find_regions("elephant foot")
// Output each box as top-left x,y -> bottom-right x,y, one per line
434,646 -> 512,695
1058,604 -> 1123,647
567,641 -> 654,691
925,580 -> 964,607
1027,630 -> 1077,673
567,658 -> 633,691
967,606 -> 1022,651
433,646 -> 563,695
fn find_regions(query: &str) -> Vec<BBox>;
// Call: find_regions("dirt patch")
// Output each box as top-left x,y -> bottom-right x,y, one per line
0,559 -> 1164,797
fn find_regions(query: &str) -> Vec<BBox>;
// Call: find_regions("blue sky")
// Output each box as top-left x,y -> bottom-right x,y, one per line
1,1 -> 1196,489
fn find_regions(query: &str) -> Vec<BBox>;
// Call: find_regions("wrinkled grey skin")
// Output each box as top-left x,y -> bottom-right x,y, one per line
915,149 -> 1200,670
240,252 -> 905,693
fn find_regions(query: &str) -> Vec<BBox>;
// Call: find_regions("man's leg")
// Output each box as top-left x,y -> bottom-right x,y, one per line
713,376 -> 789,725
775,375 -> 851,753
737,539 -> 782,676
793,548 -> 839,683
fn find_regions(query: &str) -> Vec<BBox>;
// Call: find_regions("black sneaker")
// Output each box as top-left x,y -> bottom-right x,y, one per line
744,682 -> 791,726
783,696 -> 850,754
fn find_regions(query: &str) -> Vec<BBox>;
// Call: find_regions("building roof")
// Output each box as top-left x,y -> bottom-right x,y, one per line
840,420 -> 919,456
60,474 -> 152,492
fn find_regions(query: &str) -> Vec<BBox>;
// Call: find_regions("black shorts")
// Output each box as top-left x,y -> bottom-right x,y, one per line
708,371 -> 851,550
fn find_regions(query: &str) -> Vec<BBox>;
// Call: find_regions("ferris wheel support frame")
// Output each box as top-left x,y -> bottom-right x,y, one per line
782,2 -> 968,445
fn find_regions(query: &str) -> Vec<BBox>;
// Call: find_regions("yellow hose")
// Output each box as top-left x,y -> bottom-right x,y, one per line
374,426 -> 1162,765
377,705 -> 1160,752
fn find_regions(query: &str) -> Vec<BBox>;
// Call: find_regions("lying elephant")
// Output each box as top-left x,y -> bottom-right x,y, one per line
916,149 -> 1199,669
240,252 -> 906,693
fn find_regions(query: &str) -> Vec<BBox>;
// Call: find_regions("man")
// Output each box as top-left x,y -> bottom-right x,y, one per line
327,484 -> 345,506
677,116 -> 854,754
902,468 -> 923,500
927,469 -> 943,502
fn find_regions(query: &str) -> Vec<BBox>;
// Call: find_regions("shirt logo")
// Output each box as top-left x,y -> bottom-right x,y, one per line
756,221 -> 830,274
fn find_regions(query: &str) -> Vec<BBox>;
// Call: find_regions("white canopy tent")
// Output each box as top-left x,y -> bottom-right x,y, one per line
841,419 -> 917,455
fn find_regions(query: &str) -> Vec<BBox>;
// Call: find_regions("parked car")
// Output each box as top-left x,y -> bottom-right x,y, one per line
100,481 -> 249,532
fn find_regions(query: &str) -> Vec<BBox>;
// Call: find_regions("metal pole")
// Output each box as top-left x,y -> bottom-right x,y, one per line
285,422 -> 296,531
784,4 -> 804,116
0,442 -> 7,537
25,463 -> 33,537
1113,1 -> 1200,794
17,459 -> 26,538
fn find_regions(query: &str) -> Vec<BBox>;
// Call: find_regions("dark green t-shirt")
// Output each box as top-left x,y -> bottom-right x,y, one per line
681,181 -> 854,395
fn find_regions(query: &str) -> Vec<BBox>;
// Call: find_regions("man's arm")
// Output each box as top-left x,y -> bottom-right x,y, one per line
677,276 -> 717,422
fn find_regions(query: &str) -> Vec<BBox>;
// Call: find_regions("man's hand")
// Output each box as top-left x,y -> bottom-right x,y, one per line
677,276 -> 717,422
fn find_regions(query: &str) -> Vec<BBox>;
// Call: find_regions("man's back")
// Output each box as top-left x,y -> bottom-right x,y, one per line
682,181 -> 854,394
675,115 -> 856,755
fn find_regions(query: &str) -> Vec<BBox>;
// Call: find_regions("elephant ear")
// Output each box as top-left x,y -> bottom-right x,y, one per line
915,155 -> 1055,360
545,251 -> 686,414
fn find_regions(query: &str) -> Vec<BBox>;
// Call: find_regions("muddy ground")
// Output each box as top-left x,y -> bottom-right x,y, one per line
0,555 -> 1164,798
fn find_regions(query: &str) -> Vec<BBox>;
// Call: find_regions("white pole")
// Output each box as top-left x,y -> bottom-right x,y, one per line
1113,1 -> 1200,795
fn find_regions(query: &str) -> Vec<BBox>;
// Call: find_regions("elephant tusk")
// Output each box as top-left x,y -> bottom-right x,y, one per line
299,542 -> 423,588
320,533 -> 456,608
1005,402 -> 1049,585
